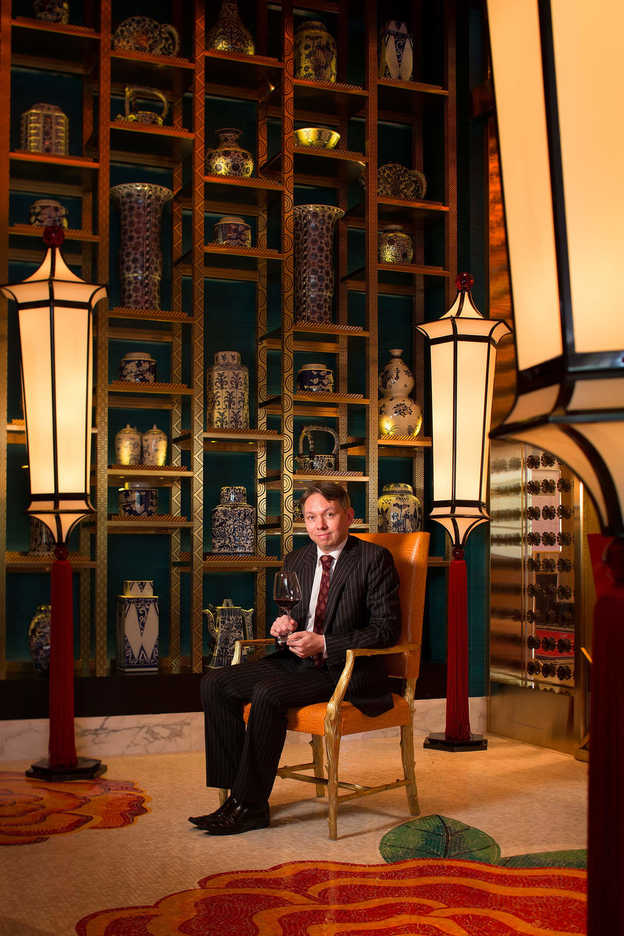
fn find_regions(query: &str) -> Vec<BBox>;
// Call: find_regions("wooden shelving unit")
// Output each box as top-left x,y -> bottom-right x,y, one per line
0,0 -> 457,699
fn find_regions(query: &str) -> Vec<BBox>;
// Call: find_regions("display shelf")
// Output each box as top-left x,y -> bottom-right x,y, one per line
107,307 -> 195,323
107,381 -> 194,396
107,467 -> 194,484
109,122 -> 195,162
5,551 -> 96,572
110,52 -> 195,96
106,325 -> 176,343
203,49 -> 283,93
9,151 -> 99,185
202,556 -> 282,570
293,392 -> 368,404
294,78 -> 367,116
8,224 -> 99,243
107,516 -> 193,531
263,147 -> 367,183
11,17 -> 100,66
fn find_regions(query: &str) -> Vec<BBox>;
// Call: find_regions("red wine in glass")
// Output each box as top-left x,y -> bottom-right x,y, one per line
273,571 -> 301,644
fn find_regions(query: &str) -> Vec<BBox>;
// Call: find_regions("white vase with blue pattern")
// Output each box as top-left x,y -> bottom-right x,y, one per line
117,594 -> 159,673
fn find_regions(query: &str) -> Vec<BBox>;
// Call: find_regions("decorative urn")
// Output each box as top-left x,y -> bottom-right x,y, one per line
211,485 -> 256,554
378,348 -> 423,437
377,483 -> 422,532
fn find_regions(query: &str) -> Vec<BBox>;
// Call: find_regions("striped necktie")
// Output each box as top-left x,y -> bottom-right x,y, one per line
313,554 -> 334,634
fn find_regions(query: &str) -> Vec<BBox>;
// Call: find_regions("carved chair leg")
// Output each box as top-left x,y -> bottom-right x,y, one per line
310,735 -> 325,797
218,788 -> 229,807
324,728 -> 341,840
400,723 -> 419,815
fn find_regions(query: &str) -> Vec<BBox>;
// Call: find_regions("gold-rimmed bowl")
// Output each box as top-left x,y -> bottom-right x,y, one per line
295,127 -> 341,149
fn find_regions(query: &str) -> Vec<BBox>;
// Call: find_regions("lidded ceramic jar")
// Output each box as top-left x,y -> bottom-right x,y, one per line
142,425 -> 168,466
118,481 -> 158,518
206,351 -> 249,430
214,215 -> 252,247
377,483 -> 422,532
20,102 -> 68,155
206,0 -> 255,55
115,424 -> 142,466
119,351 -> 156,383
378,348 -> 423,437
378,225 -> 414,264
294,19 -> 337,83
29,198 -> 68,228
211,485 -> 256,554
206,128 -> 254,177
296,362 -> 334,393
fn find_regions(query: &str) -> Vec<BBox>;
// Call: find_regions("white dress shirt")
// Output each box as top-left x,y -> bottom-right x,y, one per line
305,538 -> 348,653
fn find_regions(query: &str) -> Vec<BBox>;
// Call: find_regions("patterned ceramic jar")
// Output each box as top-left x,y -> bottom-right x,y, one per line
112,16 -> 179,55
142,425 -> 168,466
34,0 -> 70,23
111,182 -> 173,310
206,351 -> 249,430
206,128 -> 254,177
28,604 -> 52,673
294,19 -> 337,82
203,598 -> 254,669
28,517 -> 55,555
114,424 -> 142,466
296,363 -> 334,393
377,483 -> 422,532
379,21 -> 414,80
296,425 -> 338,472
20,102 -> 68,155
117,594 -> 159,673
123,580 -> 154,596
118,482 -> 158,518
378,225 -> 414,264
211,485 -> 256,554
29,199 -> 68,228
214,215 -> 252,247
119,351 -> 156,383
293,204 -> 344,323
206,0 -> 255,55
378,348 -> 423,437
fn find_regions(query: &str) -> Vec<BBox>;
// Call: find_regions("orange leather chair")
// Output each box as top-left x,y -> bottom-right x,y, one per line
228,531 -> 430,839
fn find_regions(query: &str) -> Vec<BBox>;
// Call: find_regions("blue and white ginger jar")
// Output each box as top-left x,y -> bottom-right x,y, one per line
377,483 -> 422,532
211,485 -> 256,554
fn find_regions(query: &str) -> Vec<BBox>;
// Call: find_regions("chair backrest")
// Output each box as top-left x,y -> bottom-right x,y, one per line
353,532 -> 430,680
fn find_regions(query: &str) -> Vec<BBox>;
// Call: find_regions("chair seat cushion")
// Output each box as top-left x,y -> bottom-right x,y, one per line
242,692 -> 410,736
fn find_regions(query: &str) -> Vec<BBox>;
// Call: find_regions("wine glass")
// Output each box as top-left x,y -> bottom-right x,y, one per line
273,571 -> 301,645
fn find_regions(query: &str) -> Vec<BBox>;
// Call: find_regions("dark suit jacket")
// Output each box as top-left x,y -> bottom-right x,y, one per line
282,534 -> 401,716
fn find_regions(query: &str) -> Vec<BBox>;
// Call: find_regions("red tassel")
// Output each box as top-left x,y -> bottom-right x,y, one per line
587,534 -> 624,936
48,554 -> 77,769
445,556 -> 471,742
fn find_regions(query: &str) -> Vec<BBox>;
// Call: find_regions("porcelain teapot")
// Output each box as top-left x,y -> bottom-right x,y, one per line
296,424 -> 338,472
203,598 -> 253,668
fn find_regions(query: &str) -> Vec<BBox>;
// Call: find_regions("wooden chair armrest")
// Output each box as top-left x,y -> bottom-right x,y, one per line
324,643 -> 419,729
232,638 -> 275,665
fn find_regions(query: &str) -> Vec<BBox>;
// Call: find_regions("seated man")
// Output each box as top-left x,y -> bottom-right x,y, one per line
191,481 -> 401,835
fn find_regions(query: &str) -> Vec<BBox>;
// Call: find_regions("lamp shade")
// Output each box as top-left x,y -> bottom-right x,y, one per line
417,274 -> 511,548
486,0 -> 624,535
1,229 -> 106,544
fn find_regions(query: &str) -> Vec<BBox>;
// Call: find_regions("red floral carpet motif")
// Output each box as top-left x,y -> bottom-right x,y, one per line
76,858 -> 586,935
0,770 -> 149,845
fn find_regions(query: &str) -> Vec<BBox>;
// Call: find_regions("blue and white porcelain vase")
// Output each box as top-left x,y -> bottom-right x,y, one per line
119,351 -> 156,383
141,425 -> 168,466
117,590 -> 159,674
28,604 -> 51,673
293,204 -> 344,323
377,483 -> 422,532
118,482 -> 158,517
206,351 -> 249,430
211,485 -> 256,554
379,20 -> 414,80
203,598 -> 254,668
378,348 -> 423,437
115,424 -> 142,466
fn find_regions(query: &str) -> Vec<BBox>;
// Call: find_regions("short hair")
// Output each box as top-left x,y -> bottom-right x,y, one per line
299,482 -> 351,513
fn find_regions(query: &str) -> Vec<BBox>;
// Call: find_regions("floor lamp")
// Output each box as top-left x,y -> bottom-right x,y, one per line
1,227 -> 107,781
417,274 -> 511,751
485,2 -> 624,932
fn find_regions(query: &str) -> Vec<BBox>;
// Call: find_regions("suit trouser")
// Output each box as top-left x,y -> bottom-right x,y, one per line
200,653 -> 335,805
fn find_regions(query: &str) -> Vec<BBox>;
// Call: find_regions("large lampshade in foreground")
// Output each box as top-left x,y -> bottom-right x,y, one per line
1,227 -> 105,543
1,227 -> 106,780
486,2 -> 624,932
417,274 -> 510,749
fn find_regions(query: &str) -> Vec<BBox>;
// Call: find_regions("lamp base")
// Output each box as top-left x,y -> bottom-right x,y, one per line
424,732 -> 488,752
26,757 -> 106,782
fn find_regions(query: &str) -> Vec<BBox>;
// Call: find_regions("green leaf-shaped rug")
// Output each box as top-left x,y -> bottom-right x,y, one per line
380,814 -> 501,865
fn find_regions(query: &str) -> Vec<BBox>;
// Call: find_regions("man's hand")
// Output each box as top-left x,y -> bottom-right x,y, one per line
286,630 -> 325,659
270,614 -> 297,644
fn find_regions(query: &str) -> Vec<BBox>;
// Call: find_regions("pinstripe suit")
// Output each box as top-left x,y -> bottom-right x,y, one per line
200,535 -> 400,805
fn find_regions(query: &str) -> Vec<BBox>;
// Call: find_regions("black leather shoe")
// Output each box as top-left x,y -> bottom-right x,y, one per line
189,794 -> 235,828
203,798 -> 270,835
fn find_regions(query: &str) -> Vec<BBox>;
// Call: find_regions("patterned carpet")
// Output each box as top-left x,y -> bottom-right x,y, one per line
75,857 -> 587,935
0,770 -> 150,845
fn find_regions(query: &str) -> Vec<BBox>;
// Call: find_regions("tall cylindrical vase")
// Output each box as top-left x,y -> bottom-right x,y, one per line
293,204 -> 344,324
111,183 -> 172,310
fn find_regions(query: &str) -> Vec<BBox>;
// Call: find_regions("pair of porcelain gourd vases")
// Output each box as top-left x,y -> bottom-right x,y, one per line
115,424 -> 167,467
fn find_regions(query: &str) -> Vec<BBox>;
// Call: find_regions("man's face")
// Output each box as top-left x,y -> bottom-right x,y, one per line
302,493 -> 354,553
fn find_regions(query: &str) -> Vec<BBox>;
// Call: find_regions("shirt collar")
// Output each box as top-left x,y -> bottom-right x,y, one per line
316,537 -> 348,565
